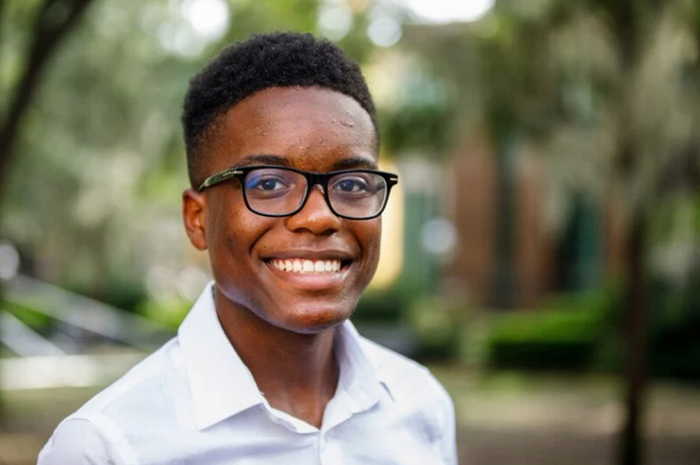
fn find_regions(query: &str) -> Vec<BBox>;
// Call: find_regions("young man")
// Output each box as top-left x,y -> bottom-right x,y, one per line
38,32 -> 457,464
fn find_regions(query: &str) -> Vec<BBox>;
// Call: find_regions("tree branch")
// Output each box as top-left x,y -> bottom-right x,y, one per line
0,0 -> 5,29
40,0 -> 63,15
0,0 -> 6,64
0,0 -> 95,205
609,0 -> 637,70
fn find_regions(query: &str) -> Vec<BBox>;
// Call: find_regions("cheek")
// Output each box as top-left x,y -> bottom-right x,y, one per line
206,208 -> 275,309
358,220 -> 382,270
206,198 -> 265,267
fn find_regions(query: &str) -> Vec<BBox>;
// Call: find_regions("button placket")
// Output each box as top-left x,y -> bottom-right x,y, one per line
319,428 -> 346,465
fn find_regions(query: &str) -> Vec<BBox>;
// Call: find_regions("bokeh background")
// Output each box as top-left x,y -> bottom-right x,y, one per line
1,0 -> 700,464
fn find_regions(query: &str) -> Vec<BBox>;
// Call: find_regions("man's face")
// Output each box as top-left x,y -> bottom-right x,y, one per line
184,87 -> 381,334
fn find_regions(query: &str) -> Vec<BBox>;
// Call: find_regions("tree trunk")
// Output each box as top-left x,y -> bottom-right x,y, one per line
494,137 -> 516,308
619,207 -> 648,465
608,0 -> 654,463
0,287 -> 5,430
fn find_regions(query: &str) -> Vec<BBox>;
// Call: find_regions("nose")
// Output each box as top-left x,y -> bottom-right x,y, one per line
285,185 -> 341,235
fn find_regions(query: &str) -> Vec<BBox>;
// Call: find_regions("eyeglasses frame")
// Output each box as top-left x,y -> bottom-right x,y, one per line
197,165 -> 399,220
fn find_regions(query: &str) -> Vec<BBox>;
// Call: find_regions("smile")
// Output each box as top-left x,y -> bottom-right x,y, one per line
268,258 -> 343,273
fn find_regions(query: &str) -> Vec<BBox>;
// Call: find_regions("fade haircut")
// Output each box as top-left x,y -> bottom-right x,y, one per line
182,31 -> 378,188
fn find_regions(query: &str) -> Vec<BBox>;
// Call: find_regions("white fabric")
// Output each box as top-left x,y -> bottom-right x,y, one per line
38,284 -> 457,465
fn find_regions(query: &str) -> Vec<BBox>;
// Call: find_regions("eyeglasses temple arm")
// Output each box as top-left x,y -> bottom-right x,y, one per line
198,168 -> 242,192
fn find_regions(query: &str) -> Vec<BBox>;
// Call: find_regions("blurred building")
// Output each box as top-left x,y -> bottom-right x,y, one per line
443,129 -> 627,309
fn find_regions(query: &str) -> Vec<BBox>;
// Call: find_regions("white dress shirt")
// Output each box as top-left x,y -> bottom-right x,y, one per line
38,284 -> 457,465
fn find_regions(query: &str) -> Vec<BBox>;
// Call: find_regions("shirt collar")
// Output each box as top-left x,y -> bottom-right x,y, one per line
178,284 -> 264,430
178,283 -> 391,431
334,322 -> 392,412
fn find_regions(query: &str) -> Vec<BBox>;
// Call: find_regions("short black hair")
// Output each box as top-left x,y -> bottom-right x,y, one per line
182,31 -> 378,187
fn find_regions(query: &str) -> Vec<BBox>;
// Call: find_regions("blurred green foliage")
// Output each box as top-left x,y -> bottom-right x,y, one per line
486,289 -> 617,371
353,276 -> 464,359
481,276 -> 700,381
138,297 -> 192,330
354,276 -> 425,323
2,298 -> 54,330
406,294 -> 462,360
649,273 -> 700,381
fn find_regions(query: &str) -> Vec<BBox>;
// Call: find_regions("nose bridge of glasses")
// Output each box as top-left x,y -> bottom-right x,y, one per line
305,172 -> 327,190
301,172 -> 330,206
302,181 -> 331,212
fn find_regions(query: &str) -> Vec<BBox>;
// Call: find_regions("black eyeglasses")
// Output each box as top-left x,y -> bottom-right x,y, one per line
198,165 -> 399,220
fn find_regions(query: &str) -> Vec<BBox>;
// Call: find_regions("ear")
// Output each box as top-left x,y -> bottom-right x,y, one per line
182,188 -> 208,251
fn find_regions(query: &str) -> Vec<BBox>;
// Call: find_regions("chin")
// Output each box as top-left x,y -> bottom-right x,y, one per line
273,304 -> 354,335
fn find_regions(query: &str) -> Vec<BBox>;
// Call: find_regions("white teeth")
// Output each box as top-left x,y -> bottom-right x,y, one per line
303,260 -> 313,272
270,259 -> 343,274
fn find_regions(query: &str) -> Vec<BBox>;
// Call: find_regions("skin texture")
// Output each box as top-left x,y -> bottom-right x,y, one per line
182,87 -> 381,426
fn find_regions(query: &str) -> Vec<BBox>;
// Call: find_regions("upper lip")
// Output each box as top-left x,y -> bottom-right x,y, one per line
261,249 -> 354,261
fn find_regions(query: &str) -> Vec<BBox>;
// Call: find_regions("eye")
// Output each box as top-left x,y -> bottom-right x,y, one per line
336,178 -> 368,193
332,174 -> 375,194
251,177 -> 284,191
245,172 -> 290,191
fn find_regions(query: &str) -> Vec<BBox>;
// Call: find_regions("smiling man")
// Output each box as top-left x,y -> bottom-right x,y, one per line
38,32 -> 457,464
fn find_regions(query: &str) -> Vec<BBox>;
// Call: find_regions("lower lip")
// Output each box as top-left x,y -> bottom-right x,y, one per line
264,261 -> 351,291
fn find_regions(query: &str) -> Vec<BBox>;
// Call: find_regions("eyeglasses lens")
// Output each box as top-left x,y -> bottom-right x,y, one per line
328,172 -> 387,219
244,168 -> 307,215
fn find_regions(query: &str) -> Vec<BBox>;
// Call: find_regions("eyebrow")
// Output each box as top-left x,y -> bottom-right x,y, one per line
332,157 -> 378,170
237,154 -> 291,166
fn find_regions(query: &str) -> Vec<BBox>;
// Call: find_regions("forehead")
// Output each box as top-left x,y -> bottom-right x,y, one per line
206,87 -> 378,173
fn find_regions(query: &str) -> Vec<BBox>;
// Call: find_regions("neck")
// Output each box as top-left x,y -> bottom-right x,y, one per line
215,289 -> 340,428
